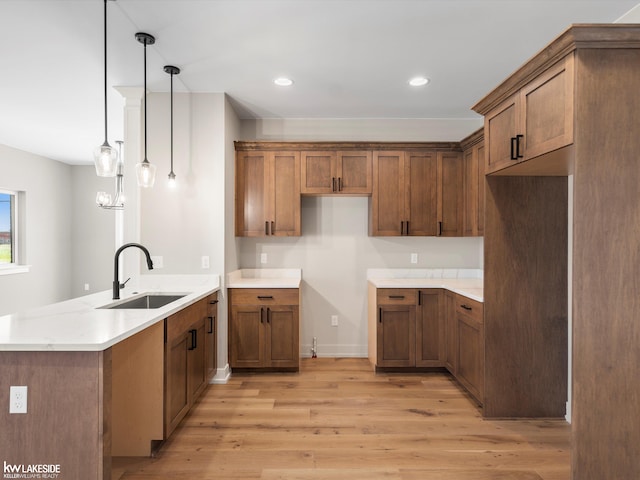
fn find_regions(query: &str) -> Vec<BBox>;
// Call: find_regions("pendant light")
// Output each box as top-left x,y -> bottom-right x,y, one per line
96,140 -> 125,209
135,32 -> 157,188
93,0 -> 118,177
164,65 -> 180,188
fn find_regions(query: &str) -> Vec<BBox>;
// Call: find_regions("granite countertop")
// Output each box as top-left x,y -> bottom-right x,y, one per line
0,274 -> 220,352
367,268 -> 483,302
227,269 -> 302,288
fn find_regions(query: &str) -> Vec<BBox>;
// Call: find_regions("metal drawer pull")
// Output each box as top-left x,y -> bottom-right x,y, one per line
208,316 -> 214,334
460,304 -> 472,311
257,295 -> 274,300
389,295 -> 405,299
209,300 -> 218,305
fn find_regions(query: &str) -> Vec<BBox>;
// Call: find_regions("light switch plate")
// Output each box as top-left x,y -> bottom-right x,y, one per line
151,256 -> 163,269
411,253 -> 418,264
201,256 -> 210,269
260,253 -> 268,264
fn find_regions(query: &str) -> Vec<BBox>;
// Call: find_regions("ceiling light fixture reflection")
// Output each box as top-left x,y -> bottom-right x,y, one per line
274,77 -> 294,87
409,77 -> 430,87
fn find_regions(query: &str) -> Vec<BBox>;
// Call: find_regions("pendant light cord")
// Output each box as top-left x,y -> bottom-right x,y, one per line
143,41 -> 148,162
103,0 -> 108,144
170,71 -> 174,172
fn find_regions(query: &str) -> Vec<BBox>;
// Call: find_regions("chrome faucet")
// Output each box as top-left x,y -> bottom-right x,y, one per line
113,242 -> 154,300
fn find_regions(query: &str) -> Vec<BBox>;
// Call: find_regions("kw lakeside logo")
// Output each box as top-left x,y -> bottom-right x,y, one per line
3,461 -> 61,479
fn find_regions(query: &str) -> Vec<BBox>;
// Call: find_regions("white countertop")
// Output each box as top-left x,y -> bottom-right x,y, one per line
0,274 -> 220,352
367,269 -> 483,302
227,269 -> 302,288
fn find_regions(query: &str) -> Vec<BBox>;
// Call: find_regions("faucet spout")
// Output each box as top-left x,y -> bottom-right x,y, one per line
113,242 -> 154,300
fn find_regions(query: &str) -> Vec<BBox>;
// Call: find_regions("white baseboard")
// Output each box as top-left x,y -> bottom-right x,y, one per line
301,343 -> 367,358
210,363 -> 231,384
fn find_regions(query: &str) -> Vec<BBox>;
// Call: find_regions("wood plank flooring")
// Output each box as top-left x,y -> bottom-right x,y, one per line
114,358 -> 570,480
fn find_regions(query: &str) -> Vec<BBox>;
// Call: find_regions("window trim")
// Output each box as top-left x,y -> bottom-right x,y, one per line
0,189 -> 29,275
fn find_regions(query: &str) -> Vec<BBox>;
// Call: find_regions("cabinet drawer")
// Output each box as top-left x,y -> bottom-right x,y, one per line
377,289 -> 416,305
166,299 -> 206,342
455,295 -> 483,323
230,288 -> 299,306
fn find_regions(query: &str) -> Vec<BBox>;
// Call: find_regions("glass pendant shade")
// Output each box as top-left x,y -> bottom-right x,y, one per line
94,142 -> 119,177
136,159 -> 156,188
168,171 -> 177,188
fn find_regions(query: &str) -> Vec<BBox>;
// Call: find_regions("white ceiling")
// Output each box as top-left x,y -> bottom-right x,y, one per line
0,0 -> 637,165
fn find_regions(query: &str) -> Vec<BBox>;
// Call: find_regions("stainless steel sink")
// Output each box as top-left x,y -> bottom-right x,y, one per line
100,294 -> 186,310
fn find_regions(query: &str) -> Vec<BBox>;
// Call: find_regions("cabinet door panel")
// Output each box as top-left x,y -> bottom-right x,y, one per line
266,306 -> 299,367
463,147 -> 478,236
485,95 -> 519,174
301,151 -> 336,194
188,319 -> 207,401
407,151 -> 437,236
522,55 -> 574,160
271,152 -> 301,236
444,291 -> 457,374
377,305 -> 416,367
438,152 -> 463,237
477,143 -> 485,236
416,290 -> 443,367
236,152 -> 269,236
371,152 -> 405,236
165,333 -> 189,437
230,306 -> 265,368
457,313 -> 484,403
338,151 -> 372,194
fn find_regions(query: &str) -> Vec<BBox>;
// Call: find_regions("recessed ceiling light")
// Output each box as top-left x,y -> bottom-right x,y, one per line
409,76 -> 430,87
274,77 -> 294,87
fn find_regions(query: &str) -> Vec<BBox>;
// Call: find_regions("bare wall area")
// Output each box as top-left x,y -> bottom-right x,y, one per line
0,144 -> 73,316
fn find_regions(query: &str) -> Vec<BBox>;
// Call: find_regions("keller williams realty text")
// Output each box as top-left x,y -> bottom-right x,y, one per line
3,461 -> 61,479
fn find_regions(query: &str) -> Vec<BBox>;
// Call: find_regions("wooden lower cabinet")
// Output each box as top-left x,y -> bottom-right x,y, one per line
164,297 -> 210,438
369,287 -> 444,369
453,295 -> 484,404
443,290 -> 458,374
369,286 -> 484,404
229,288 -> 300,370
205,293 -> 218,380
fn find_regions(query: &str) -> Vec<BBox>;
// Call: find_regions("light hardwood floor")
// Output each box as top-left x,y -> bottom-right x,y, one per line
114,358 -> 570,480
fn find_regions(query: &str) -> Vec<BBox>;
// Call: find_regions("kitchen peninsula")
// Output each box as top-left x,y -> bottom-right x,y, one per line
0,274 -> 220,480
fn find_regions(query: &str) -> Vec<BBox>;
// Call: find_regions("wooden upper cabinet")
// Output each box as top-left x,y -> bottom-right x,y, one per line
437,151 -> 463,237
484,54 -> 574,175
300,150 -> 372,195
371,149 -> 462,236
370,151 -> 405,236
461,130 -> 485,237
406,151 -> 438,236
236,150 -> 300,237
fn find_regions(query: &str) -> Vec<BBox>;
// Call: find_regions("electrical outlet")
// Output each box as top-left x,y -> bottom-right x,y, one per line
201,256 -> 210,269
151,256 -> 163,269
10,386 -> 27,414
331,315 -> 338,327
411,253 -> 418,264
260,253 -> 268,264
84,283 -> 90,291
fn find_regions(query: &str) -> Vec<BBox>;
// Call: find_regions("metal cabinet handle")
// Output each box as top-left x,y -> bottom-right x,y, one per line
208,316 -> 214,334
266,307 -> 270,323
332,177 -> 336,192
510,137 -> 518,160
401,221 -> 405,235
418,291 -> 421,306
461,304 -> 472,311
389,295 -> 405,299
338,177 -> 342,191
257,295 -> 274,300
379,307 -> 382,323
406,221 -> 410,235
188,329 -> 197,350
209,300 -> 218,305
265,221 -> 269,235
438,221 -> 442,236
260,307 -> 264,323
271,221 -> 275,235
516,134 -> 524,159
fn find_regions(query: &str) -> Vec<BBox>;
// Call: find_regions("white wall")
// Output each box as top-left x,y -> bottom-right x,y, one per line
238,118 -> 483,357
0,145 -> 73,316
70,166 -> 115,298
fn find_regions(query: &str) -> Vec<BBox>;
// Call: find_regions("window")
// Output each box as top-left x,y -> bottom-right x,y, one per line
0,191 -> 14,264
0,189 -> 27,274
